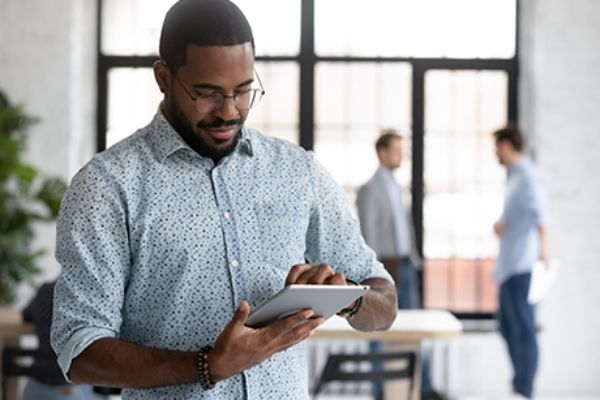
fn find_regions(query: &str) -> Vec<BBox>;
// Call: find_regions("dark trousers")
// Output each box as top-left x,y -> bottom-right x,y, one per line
497,273 -> 538,398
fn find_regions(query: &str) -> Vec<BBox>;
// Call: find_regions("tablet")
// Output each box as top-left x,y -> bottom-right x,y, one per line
245,284 -> 369,328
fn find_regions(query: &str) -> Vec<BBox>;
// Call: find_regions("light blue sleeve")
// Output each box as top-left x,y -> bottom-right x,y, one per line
524,173 -> 549,227
51,159 -> 130,379
303,153 -> 393,284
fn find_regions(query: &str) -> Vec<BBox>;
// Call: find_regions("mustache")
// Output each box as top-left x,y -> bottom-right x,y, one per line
197,119 -> 243,129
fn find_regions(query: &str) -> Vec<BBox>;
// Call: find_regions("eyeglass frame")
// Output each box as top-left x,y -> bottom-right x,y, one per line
165,62 -> 266,113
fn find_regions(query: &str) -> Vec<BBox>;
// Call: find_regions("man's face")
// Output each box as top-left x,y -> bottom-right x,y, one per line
495,140 -> 512,166
378,138 -> 403,170
156,43 -> 255,161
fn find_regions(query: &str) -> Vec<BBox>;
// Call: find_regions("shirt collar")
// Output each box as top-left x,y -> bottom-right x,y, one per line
377,166 -> 396,182
145,108 -> 254,163
508,156 -> 529,178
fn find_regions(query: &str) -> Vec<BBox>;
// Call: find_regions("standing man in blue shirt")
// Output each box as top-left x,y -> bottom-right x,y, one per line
493,126 -> 549,399
50,1 -> 397,399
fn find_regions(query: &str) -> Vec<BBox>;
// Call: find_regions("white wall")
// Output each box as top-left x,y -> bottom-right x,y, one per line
0,0 -> 96,304
520,0 -> 600,397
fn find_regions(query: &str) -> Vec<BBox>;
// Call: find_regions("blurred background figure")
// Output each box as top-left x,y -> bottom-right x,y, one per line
356,130 -> 442,400
356,130 -> 422,309
493,126 -> 549,399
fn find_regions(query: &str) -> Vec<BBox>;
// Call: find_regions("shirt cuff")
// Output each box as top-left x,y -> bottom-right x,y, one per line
57,326 -> 117,382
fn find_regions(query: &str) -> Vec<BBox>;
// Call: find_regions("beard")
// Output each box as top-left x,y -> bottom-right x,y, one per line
166,99 -> 242,164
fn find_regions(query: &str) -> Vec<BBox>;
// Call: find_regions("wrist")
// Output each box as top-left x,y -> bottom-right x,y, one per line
337,279 -> 363,319
197,346 -> 216,390
205,346 -> 228,384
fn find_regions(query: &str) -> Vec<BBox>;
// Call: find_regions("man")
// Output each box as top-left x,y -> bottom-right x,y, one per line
356,131 -> 444,400
50,1 -> 396,399
493,126 -> 549,399
356,130 -> 421,309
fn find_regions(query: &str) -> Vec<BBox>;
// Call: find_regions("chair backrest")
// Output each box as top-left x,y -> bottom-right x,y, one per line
313,351 -> 416,398
2,346 -> 65,384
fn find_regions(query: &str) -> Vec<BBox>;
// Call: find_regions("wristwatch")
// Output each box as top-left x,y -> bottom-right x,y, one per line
336,279 -> 364,319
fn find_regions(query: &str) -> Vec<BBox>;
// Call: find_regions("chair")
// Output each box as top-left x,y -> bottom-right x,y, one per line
2,346 -> 66,399
313,351 -> 416,399
2,346 -> 122,398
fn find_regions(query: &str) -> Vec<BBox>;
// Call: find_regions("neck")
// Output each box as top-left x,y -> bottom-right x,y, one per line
506,152 -> 524,167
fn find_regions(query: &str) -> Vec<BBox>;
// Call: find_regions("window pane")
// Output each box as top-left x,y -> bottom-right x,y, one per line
101,0 -> 300,56
315,0 -> 516,58
423,69 -> 507,313
246,62 -> 299,144
106,63 -> 297,148
314,62 -> 412,211
107,68 -> 162,147
234,0 -> 300,56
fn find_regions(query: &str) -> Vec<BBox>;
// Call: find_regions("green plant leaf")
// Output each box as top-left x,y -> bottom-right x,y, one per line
0,88 -> 64,304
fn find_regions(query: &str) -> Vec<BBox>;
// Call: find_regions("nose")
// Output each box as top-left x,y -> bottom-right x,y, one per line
213,96 -> 239,121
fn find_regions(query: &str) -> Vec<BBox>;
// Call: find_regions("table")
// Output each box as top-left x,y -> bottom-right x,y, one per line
312,309 -> 462,400
0,308 -> 34,400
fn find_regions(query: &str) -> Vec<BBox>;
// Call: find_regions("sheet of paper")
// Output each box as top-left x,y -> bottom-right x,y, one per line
527,259 -> 560,304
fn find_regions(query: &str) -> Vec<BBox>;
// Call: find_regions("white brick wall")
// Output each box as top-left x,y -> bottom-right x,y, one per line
520,0 -> 600,396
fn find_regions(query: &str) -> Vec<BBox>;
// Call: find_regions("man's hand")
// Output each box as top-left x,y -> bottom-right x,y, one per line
285,263 -> 347,286
207,301 -> 323,383
286,263 -> 359,312
493,221 -> 504,237
286,264 -> 396,333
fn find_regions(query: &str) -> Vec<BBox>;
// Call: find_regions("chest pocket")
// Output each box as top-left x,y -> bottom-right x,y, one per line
254,202 -> 306,269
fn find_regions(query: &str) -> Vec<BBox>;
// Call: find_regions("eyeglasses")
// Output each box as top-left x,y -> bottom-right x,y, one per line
172,70 -> 265,113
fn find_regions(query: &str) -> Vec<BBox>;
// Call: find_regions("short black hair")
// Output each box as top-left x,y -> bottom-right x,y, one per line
159,0 -> 255,73
375,129 -> 402,152
493,125 -> 524,151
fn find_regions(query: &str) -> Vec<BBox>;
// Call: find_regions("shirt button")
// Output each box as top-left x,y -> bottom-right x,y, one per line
231,260 -> 239,267
224,212 -> 230,220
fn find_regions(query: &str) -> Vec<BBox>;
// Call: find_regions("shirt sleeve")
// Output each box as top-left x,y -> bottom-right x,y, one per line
524,173 -> 549,227
355,184 -> 380,254
51,159 -> 130,380
304,154 -> 393,284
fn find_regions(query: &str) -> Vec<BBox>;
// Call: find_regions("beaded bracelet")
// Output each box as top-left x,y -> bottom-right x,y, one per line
197,345 -> 216,390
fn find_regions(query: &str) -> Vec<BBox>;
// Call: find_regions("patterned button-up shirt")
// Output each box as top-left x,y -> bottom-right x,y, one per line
51,111 -> 391,399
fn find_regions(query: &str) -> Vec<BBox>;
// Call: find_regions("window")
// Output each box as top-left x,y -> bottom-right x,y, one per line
98,0 -> 518,318
314,62 -> 412,207
423,70 -> 508,313
315,0 -> 515,58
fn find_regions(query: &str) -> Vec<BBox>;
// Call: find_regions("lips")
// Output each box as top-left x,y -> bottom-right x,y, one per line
201,126 -> 239,141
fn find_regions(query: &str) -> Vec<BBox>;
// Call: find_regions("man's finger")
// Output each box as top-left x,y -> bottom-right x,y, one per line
230,301 -> 251,328
325,271 -> 346,285
275,317 -> 324,352
305,264 -> 335,284
267,308 -> 314,338
286,264 -> 313,285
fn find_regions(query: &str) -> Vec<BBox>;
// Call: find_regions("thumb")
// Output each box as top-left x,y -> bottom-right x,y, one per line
231,300 -> 251,326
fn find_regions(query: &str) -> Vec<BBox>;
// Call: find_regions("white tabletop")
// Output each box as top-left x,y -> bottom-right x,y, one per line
313,309 -> 462,342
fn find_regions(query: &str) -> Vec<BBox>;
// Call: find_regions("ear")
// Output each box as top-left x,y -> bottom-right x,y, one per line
153,60 -> 171,94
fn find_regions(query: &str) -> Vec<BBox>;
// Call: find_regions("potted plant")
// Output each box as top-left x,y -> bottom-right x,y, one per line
0,89 -> 67,304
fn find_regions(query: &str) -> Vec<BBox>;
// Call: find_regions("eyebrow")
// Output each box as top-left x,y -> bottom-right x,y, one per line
190,79 -> 254,91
